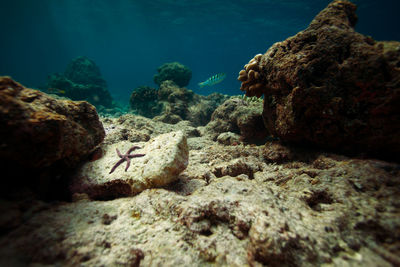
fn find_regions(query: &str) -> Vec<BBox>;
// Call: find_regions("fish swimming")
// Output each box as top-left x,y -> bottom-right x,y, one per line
47,87 -> 66,94
198,73 -> 226,88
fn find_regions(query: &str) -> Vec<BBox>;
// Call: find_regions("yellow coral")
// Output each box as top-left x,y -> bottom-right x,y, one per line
237,54 -> 264,98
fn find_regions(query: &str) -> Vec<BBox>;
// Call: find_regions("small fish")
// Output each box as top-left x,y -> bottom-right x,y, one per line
198,73 -> 226,88
47,87 -> 66,94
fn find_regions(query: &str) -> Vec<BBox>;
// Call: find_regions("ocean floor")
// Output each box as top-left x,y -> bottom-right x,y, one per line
0,113 -> 399,266
1,1 -> 399,266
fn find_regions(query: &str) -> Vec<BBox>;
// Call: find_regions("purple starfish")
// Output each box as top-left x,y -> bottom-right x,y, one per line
109,146 -> 145,174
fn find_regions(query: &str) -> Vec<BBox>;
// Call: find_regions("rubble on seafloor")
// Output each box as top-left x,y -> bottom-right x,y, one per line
1,1 -> 400,266
0,110 -> 399,266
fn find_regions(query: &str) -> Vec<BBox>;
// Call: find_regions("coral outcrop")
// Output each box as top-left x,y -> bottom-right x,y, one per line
47,56 -> 113,108
129,80 -> 229,126
0,77 -> 105,169
206,97 -> 269,143
70,131 -> 188,199
238,0 -> 400,160
129,85 -> 162,117
153,62 -> 192,87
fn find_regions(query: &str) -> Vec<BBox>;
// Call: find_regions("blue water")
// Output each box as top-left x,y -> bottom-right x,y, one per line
1,0 -> 399,104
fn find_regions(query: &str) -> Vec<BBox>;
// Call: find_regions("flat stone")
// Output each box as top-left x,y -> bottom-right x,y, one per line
70,131 -> 189,199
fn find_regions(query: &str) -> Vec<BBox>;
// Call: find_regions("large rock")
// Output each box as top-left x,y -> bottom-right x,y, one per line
70,131 -> 189,199
153,62 -> 192,87
206,98 -> 269,144
47,56 -> 113,108
238,0 -> 400,160
130,80 -> 229,126
129,85 -> 162,118
0,76 -> 105,169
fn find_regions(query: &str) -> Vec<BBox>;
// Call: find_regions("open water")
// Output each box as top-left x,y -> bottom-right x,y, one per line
0,0 -> 399,103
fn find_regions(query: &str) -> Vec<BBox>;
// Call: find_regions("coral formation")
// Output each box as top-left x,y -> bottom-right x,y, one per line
129,85 -> 161,118
153,62 -> 192,87
47,56 -> 113,108
238,53 -> 264,97
206,98 -> 269,143
238,0 -> 400,160
129,80 -> 229,126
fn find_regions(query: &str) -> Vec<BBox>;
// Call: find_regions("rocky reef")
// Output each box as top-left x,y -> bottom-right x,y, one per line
0,109 -> 399,266
1,1 -> 399,266
205,97 -> 269,144
239,0 -> 400,161
129,85 -> 161,117
153,62 -> 192,87
47,56 -> 114,108
130,80 -> 230,126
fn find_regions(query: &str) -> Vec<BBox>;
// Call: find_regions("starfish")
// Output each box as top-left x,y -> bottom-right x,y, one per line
109,146 -> 145,174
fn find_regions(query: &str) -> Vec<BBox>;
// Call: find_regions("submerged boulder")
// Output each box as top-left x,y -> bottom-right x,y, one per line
47,56 -> 113,108
206,98 -> 269,144
130,80 -> 229,126
0,76 -> 105,169
154,62 -> 192,87
129,85 -> 162,118
238,0 -> 400,160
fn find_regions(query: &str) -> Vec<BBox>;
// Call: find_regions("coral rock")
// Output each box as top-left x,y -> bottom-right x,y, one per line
129,85 -> 162,118
238,0 -> 400,159
206,98 -> 269,143
238,54 -> 264,97
47,56 -> 113,108
130,80 -> 229,126
70,131 -> 189,199
0,76 -> 105,169
154,62 -> 192,87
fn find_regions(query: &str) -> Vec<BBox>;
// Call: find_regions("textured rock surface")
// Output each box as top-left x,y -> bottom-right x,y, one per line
129,85 -> 161,118
70,131 -> 189,199
239,0 -> 400,160
153,62 -> 192,87
47,56 -> 113,108
1,2 -> 399,266
129,80 -> 229,126
206,97 -> 269,143
1,134 -> 399,266
0,76 -> 105,169
154,80 -> 195,123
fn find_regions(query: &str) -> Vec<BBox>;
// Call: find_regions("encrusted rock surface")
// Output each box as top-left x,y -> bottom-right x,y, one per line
129,80 -> 229,126
153,62 -> 192,87
239,0 -> 400,160
47,56 -> 114,108
0,76 -> 105,169
1,2 -> 400,266
1,129 -> 399,266
129,85 -> 161,118
70,131 -> 189,199
206,97 -> 269,143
